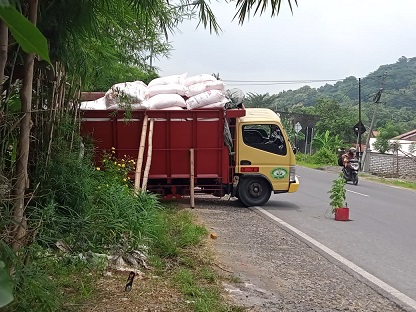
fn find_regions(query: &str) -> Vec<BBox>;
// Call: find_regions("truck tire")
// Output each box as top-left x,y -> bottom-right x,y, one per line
238,177 -> 271,207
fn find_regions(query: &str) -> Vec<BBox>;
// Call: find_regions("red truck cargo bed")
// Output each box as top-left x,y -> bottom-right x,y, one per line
80,108 -> 245,193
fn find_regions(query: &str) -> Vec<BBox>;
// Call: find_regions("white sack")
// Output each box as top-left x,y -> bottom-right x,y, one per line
146,94 -> 186,110
105,81 -> 147,108
148,73 -> 187,87
185,80 -> 225,97
183,74 -> 217,87
200,99 -> 229,109
131,103 -> 149,110
160,106 -> 185,110
146,83 -> 187,98
186,90 -> 226,110
80,97 -> 107,110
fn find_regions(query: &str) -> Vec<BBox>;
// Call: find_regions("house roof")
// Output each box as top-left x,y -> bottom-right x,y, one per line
392,129 -> 416,141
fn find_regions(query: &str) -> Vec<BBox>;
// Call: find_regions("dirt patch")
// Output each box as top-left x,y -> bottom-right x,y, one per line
77,270 -> 189,312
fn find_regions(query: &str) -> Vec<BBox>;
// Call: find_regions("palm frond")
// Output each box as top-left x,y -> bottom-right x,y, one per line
233,0 -> 297,25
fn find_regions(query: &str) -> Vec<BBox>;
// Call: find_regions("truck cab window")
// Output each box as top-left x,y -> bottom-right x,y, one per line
242,124 -> 287,155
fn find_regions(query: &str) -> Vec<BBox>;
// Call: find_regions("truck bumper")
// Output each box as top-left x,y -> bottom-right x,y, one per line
288,176 -> 299,193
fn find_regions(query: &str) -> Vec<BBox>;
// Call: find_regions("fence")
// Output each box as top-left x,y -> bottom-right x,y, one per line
368,152 -> 416,178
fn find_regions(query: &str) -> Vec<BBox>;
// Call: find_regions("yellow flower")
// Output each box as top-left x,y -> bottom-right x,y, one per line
106,184 -> 109,187
111,147 -> 115,150
98,186 -> 101,189
96,167 -> 101,171
121,164 -> 125,168
103,159 -> 106,162
118,163 -> 121,167
122,159 -> 125,162
114,162 -> 117,165
123,178 -> 127,182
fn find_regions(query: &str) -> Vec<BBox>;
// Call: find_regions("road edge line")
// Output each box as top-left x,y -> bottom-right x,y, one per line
252,206 -> 416,312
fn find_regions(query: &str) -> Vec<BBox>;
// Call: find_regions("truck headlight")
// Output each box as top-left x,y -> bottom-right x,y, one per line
289,166 -> 296,182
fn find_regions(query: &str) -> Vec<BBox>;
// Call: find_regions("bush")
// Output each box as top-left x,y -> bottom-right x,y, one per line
311,148 -> 338,166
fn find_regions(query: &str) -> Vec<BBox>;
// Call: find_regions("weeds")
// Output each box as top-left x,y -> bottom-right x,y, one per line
1,139 -> 242,311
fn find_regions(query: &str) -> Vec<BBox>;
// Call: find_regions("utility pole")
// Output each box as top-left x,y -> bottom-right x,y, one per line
362,72 -> 387,172
358,78 -> 362,168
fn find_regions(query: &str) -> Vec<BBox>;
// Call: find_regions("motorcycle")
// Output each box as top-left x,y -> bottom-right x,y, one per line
342,159 -> 359,185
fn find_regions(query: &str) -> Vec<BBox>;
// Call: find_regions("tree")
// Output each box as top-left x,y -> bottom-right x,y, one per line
373,123 -> 401,154
245,92 -> 280,109
313,98 -> 357,143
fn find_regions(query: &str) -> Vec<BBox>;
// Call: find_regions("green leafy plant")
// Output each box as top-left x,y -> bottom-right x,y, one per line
328,174 -> 347,213
0,3 -> 51,64
312,130 -> 343,152
0,260 -> 13,308
311,147 -> 338,165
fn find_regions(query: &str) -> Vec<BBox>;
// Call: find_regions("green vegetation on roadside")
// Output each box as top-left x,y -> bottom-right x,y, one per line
0,125 -> 241,311
359,174 -> 416,190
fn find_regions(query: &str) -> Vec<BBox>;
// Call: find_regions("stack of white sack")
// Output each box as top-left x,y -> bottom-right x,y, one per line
80,73 -> 232,111
144,73 -> 187,110
80,97 -> 107,110
104,81 -> 148,110
184,74 -> 229,110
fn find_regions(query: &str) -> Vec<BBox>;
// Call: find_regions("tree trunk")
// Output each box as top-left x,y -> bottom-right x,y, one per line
0,20 -> 7,96
12,0 -> 38,251
0,20 -> 9,168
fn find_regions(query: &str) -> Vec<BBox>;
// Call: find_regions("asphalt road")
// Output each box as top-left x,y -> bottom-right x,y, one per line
263,166 -> 416,303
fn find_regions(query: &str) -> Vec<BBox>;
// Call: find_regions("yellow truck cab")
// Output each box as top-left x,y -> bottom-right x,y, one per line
235,108 -> 299,206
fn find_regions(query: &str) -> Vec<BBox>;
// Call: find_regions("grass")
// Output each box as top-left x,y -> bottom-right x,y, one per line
0,135 -> 246,312
296,159 -> 328,169
1,203 -> 246,311
359,173 -> 416,190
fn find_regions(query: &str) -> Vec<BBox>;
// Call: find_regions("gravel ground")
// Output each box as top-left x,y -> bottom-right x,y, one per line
189,196 -> 411,312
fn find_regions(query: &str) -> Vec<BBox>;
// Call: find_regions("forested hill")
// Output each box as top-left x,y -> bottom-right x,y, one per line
275,56 -> 416,110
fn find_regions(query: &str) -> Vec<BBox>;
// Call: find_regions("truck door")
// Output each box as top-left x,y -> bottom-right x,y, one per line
238,123 -> 291,191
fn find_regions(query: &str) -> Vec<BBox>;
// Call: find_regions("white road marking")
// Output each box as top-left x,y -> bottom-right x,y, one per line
254,206 -> 416,311
346,189 -> 369,197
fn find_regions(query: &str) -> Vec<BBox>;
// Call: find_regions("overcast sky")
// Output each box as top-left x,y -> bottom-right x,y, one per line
154,0 -> 416,95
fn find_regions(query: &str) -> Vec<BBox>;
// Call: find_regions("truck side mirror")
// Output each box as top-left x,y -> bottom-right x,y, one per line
292,146 -> 297,154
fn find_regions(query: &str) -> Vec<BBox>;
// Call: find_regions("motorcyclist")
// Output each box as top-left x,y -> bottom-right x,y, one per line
342,147 -> 357,168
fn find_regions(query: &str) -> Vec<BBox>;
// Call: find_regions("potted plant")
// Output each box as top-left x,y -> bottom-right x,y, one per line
328,173 -> 349,221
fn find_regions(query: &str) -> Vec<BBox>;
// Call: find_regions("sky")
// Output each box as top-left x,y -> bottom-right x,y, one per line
154,0 -> 416,95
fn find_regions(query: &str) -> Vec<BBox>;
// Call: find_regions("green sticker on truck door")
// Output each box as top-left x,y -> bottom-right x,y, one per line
271,168 -> 288,179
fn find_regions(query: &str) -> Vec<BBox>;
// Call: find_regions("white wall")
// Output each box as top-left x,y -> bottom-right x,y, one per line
368,138 -> 416,156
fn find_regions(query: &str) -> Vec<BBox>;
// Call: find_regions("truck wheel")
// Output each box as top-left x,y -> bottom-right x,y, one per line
238,177 -> 271,207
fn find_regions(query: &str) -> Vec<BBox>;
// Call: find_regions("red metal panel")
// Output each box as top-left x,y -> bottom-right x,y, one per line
80,108 -> 244,186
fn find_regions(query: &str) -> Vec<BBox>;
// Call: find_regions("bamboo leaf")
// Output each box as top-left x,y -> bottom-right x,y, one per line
0,5 -> 51,64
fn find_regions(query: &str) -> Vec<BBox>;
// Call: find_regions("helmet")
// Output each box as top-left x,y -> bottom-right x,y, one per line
349,147 -> 356,153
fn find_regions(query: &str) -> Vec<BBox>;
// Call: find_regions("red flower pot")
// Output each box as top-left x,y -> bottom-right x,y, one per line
334,207 -> 349,221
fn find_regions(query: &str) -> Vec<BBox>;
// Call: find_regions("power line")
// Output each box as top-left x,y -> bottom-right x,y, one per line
223,78 -> 343,86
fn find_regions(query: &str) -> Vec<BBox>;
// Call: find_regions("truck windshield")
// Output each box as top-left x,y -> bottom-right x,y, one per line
242,124 -> 287,155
